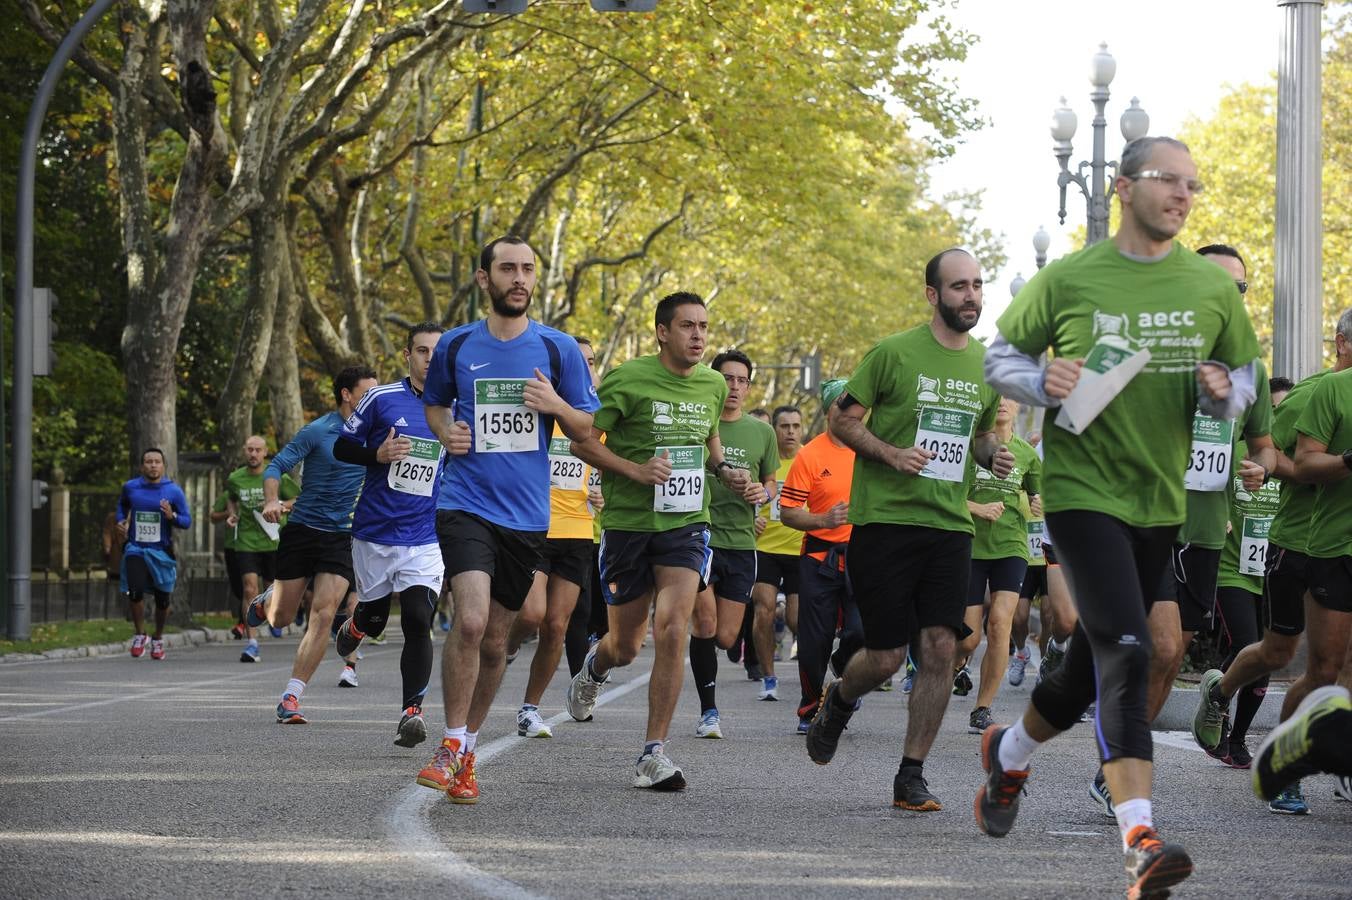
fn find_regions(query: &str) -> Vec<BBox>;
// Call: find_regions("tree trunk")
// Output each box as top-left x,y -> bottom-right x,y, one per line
267,212 -> 305,445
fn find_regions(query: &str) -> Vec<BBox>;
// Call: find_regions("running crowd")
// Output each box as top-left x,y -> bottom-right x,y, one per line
112,136 -> 1352,898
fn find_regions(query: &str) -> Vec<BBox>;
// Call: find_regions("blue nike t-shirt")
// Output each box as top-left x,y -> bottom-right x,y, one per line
340,378 -> 444,546
264,411 -> 365,533
423,319 -> 599,531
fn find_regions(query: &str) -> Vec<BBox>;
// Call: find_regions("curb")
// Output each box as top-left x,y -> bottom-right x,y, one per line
1154,683 -> 1286,732
0,622 -> 305,664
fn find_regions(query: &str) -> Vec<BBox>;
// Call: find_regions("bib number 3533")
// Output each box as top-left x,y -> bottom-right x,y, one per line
655,445 -> 704,513
475,379 -> 539,453
916,407 -> 976,483
134,510 -> 161,543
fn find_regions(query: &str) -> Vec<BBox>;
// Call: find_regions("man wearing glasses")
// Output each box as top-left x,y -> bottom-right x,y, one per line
976,136 -> 1261,900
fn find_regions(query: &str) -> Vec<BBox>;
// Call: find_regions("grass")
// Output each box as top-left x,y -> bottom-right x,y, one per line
0,612 -> 237,656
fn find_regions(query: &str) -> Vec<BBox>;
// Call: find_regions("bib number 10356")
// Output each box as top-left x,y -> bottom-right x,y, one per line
655,445 -> 704,513
916,407 -> 975,483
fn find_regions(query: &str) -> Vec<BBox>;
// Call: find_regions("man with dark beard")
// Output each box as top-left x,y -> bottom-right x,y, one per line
805,247 -> 1011,815
415,236 -> 599,805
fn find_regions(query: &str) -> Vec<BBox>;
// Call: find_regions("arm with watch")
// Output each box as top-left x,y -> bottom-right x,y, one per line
705,432 -> 751,493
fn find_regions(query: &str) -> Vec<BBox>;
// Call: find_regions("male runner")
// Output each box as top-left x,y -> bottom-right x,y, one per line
751,405 -> 805,690
416,236 -> 597,804
228,435 -> 300,662
689,349 -> 776,736
804,247 -> 1009,815
244,365 -> 377,721
780,378 -> 859,734
332,324 -> 447,747
117,449 -> 192,661
976,136 -> 1260,900
566,291 -> 749,791
1009,484 -> 1047,687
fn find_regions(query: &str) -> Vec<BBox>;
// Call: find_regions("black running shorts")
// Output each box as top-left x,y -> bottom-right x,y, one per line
275,522 -> 353,586
967,556 -> 1029,605
1263,543 -> 1310,636
599,525 -> 711,606
846,523 -> 971,650
538,538 -> 594,589
708,548 -> 757,604
754,551 -> 801,595
1309,554 -> 1352,614
437,510 -> 546,612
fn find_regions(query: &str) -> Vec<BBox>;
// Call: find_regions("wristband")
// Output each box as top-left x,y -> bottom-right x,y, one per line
712,460 -> 733,476
1343,449 -> 1352,472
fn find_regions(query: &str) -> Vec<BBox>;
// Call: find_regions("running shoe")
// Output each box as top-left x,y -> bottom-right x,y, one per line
1225,738 -> 1252,769
1079,703 -> 1096,724
789,639 -> 798,660
337,665 -> 358,688
975,725 -> 1029,837
567,646 -> 608,721
746,663 -> 765,681
633,748 -> 686,791
447,752 -> 478,804
805,681 -> 854,765
130,634 -> 148,658
1334,775 -> 1352,802
437,610 -> 450,632
1007,647 -> 1029,687
893,765 -> 941,811
334,618 -> 366,658
727,639 -> 743,664
416,738 -> 461,791
797,719 -> 810,735
150,639 -> 165,661
696,709 -> 723,739
969,706 -> 994,735
758,675 -> 779,701
952,665 -> 973,697
394,706 -> 427,748
239,639 -> 260,663
518,706 -> 553,738
1267,784 -> 1309,814
1122,825 -> 1193,900
245,585 -> 272,628
276,693 -> 307,724
230,622 -> 246,640
294,608 -> 306,628
1090,768 -> 1115,818
505,647 -> 519,666
369,631 -> 387,645
1037,641 -> 1066,684
876,676 -> 894,692
1253,685 -> 1351,802
1192,668 -> 1229,752
268,624 -> 284,639
901,652 -> 917,695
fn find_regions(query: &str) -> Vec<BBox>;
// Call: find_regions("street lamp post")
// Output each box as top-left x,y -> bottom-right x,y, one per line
1033,226 -> 1050,270
1050,43 -> 1151,246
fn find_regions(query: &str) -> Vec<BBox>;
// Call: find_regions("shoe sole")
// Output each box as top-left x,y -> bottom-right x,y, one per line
1253,685 -> 1351,800
1126,847 -> 1193,900
394,718 -> 428,748
758,695 -> 779,701
415,774 -> 452,791
634,772 -> 687,791
893,798 -> 942,812
239,655 -> 259,663
277,714 -> 308,724
518,727 -> 553,738
696,729 -> 723,739
337,681 -> 357,688
449,795 -> 479,804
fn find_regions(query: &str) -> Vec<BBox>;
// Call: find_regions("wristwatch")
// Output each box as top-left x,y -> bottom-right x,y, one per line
712,460 -> 734,476
1342,448 -> 1352,471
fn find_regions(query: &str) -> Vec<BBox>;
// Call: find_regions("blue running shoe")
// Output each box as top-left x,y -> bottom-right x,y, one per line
276,693 -> 307,724
269,625 -> 284,639
797,718 -> 810,735
901,651 -> 917,695
239,639 -> 260,663
696,709 -> 723,739
758,675 -> 779,701
1090,768 -> 1115,818
1268,783 -> 1310,815
245,585 -> 272,629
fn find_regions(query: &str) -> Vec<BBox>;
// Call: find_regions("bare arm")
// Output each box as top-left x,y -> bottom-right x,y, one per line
834,402 -> 933,475
1293,433 -> 1351,485
572,428 -> 669,485
782,502 -> 848,532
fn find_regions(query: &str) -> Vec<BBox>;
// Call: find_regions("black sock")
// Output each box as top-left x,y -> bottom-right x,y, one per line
689,636 -> 719,713
399,587 -> 436,710
354,594 -> 392,637
900,756 -> 924,774
1230,676 -> 1269,744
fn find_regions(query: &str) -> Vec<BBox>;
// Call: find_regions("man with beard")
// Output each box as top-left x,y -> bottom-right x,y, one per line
805,248 -> 1010,814
415,236 -> 599,804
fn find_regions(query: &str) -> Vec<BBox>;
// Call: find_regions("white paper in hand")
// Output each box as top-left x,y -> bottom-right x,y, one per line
252,508 -> 282,542
1054,342 -> 1151,436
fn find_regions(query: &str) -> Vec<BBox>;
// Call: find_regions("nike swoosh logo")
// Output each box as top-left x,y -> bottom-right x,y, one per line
470,363 -> 490,371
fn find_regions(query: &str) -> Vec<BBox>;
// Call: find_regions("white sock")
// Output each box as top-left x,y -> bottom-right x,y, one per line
997,719 -> 1042,771
1115,798 -> 1153,849
443,725 -> 467,748
1049,637 -> 1067,652
283,678 -> 306,700
464,731 -> 479,753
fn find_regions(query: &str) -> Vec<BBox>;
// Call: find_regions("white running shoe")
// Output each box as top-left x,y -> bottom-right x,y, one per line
567,647 -> 607,721
758,675 -> 779,701
633,748 -> 686,790
337,665 -> 358,688
517,706 -> 553,738
695,709 -> 723,739
1335,775 -> 1352,802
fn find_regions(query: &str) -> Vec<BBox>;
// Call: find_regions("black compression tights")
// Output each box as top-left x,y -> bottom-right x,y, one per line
398,586 -> 438,711
1216,586 -> 1270,744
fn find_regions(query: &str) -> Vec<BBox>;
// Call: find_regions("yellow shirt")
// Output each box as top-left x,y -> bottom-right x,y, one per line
547,423 -> 596,540
756,456 -> 802,556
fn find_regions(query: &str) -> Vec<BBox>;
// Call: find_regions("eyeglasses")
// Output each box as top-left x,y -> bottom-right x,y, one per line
1235,280 -> 1248,295
1128,170 -> 1205,194
722,375 -> 752,387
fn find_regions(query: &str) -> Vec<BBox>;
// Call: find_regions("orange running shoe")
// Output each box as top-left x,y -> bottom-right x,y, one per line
416,738 -> 461,791
1123,825 -> 1192,900
447,751 -> 478,804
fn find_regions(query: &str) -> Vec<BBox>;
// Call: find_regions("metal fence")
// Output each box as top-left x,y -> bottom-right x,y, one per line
29,569 -> 234,624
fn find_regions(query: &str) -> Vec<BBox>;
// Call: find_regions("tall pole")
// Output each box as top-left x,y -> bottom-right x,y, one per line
1274,0 -> 1324,380
10,0 -> 117,640
1087,87 -> 1110,245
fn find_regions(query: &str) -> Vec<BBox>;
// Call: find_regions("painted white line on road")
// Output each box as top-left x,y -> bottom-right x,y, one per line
1152,730 -> 1206,754
385,666 -> 656,898
0,666 -> 278,722
1047,830 -> 1102,837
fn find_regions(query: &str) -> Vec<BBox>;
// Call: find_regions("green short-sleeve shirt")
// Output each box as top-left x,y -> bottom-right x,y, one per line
226,466 -> 300,553
1269,369 -> 1330,553
1294,368 -> 1352,559
592,356 -> 729,533
996,240 -> 1261,529
843,325 -> 999,535
969,436 -> 1042,560
1218,440 -> 1283,594
213,493 -> 239,551
709,414 -> 778,550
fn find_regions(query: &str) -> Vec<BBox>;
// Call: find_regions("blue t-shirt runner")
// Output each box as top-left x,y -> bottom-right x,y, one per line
264,412 -> 365,533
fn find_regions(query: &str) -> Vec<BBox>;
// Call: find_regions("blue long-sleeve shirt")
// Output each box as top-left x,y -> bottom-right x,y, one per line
264,411 -> 366,533
116,477 -> 191,551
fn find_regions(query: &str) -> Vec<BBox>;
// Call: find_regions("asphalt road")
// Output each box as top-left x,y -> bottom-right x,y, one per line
1,625 -> 1349,899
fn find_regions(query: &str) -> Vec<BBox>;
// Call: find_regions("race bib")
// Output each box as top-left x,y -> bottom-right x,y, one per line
769,481 -> 783,523
915,407 -> 975,483
1027,519 -> 1046,560
387,435 -> 441,497
134,510 -> 161,543
548,436 -> 586,491
1183,413 -> 1234,492
474,379 -> 539,453
1239,515 -> 1272,576
655,445 -> 704,513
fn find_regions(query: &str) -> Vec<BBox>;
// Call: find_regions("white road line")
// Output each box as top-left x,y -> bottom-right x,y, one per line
0,666 -> 279,722
1152,730 -> 1206,753
1047,830 -> 1102,837
385,666 -> 656,898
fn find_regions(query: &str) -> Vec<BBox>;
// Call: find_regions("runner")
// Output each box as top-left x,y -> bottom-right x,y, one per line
331,324 -> 448,748
416,236 -> 598,804
566,290 -> 748,791
751,405 -> 805,694
975,136 -> 1260,900
243,365 -> 378,721
1192,310 -> 1352,814
117,448 -> 192,661
804,247 -> 1008,816
227,435 -> 300,662
956,398 -> 1041,734
1252,685 -> 1352,804
506,335 -> 604,739
779,378 -> 860,734
688,349 -> 776,736
209,492 -> 246,640
1009,479 -> 1047,688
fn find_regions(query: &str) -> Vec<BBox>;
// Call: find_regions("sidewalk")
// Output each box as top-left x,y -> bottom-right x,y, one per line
0,622 -> 304,663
